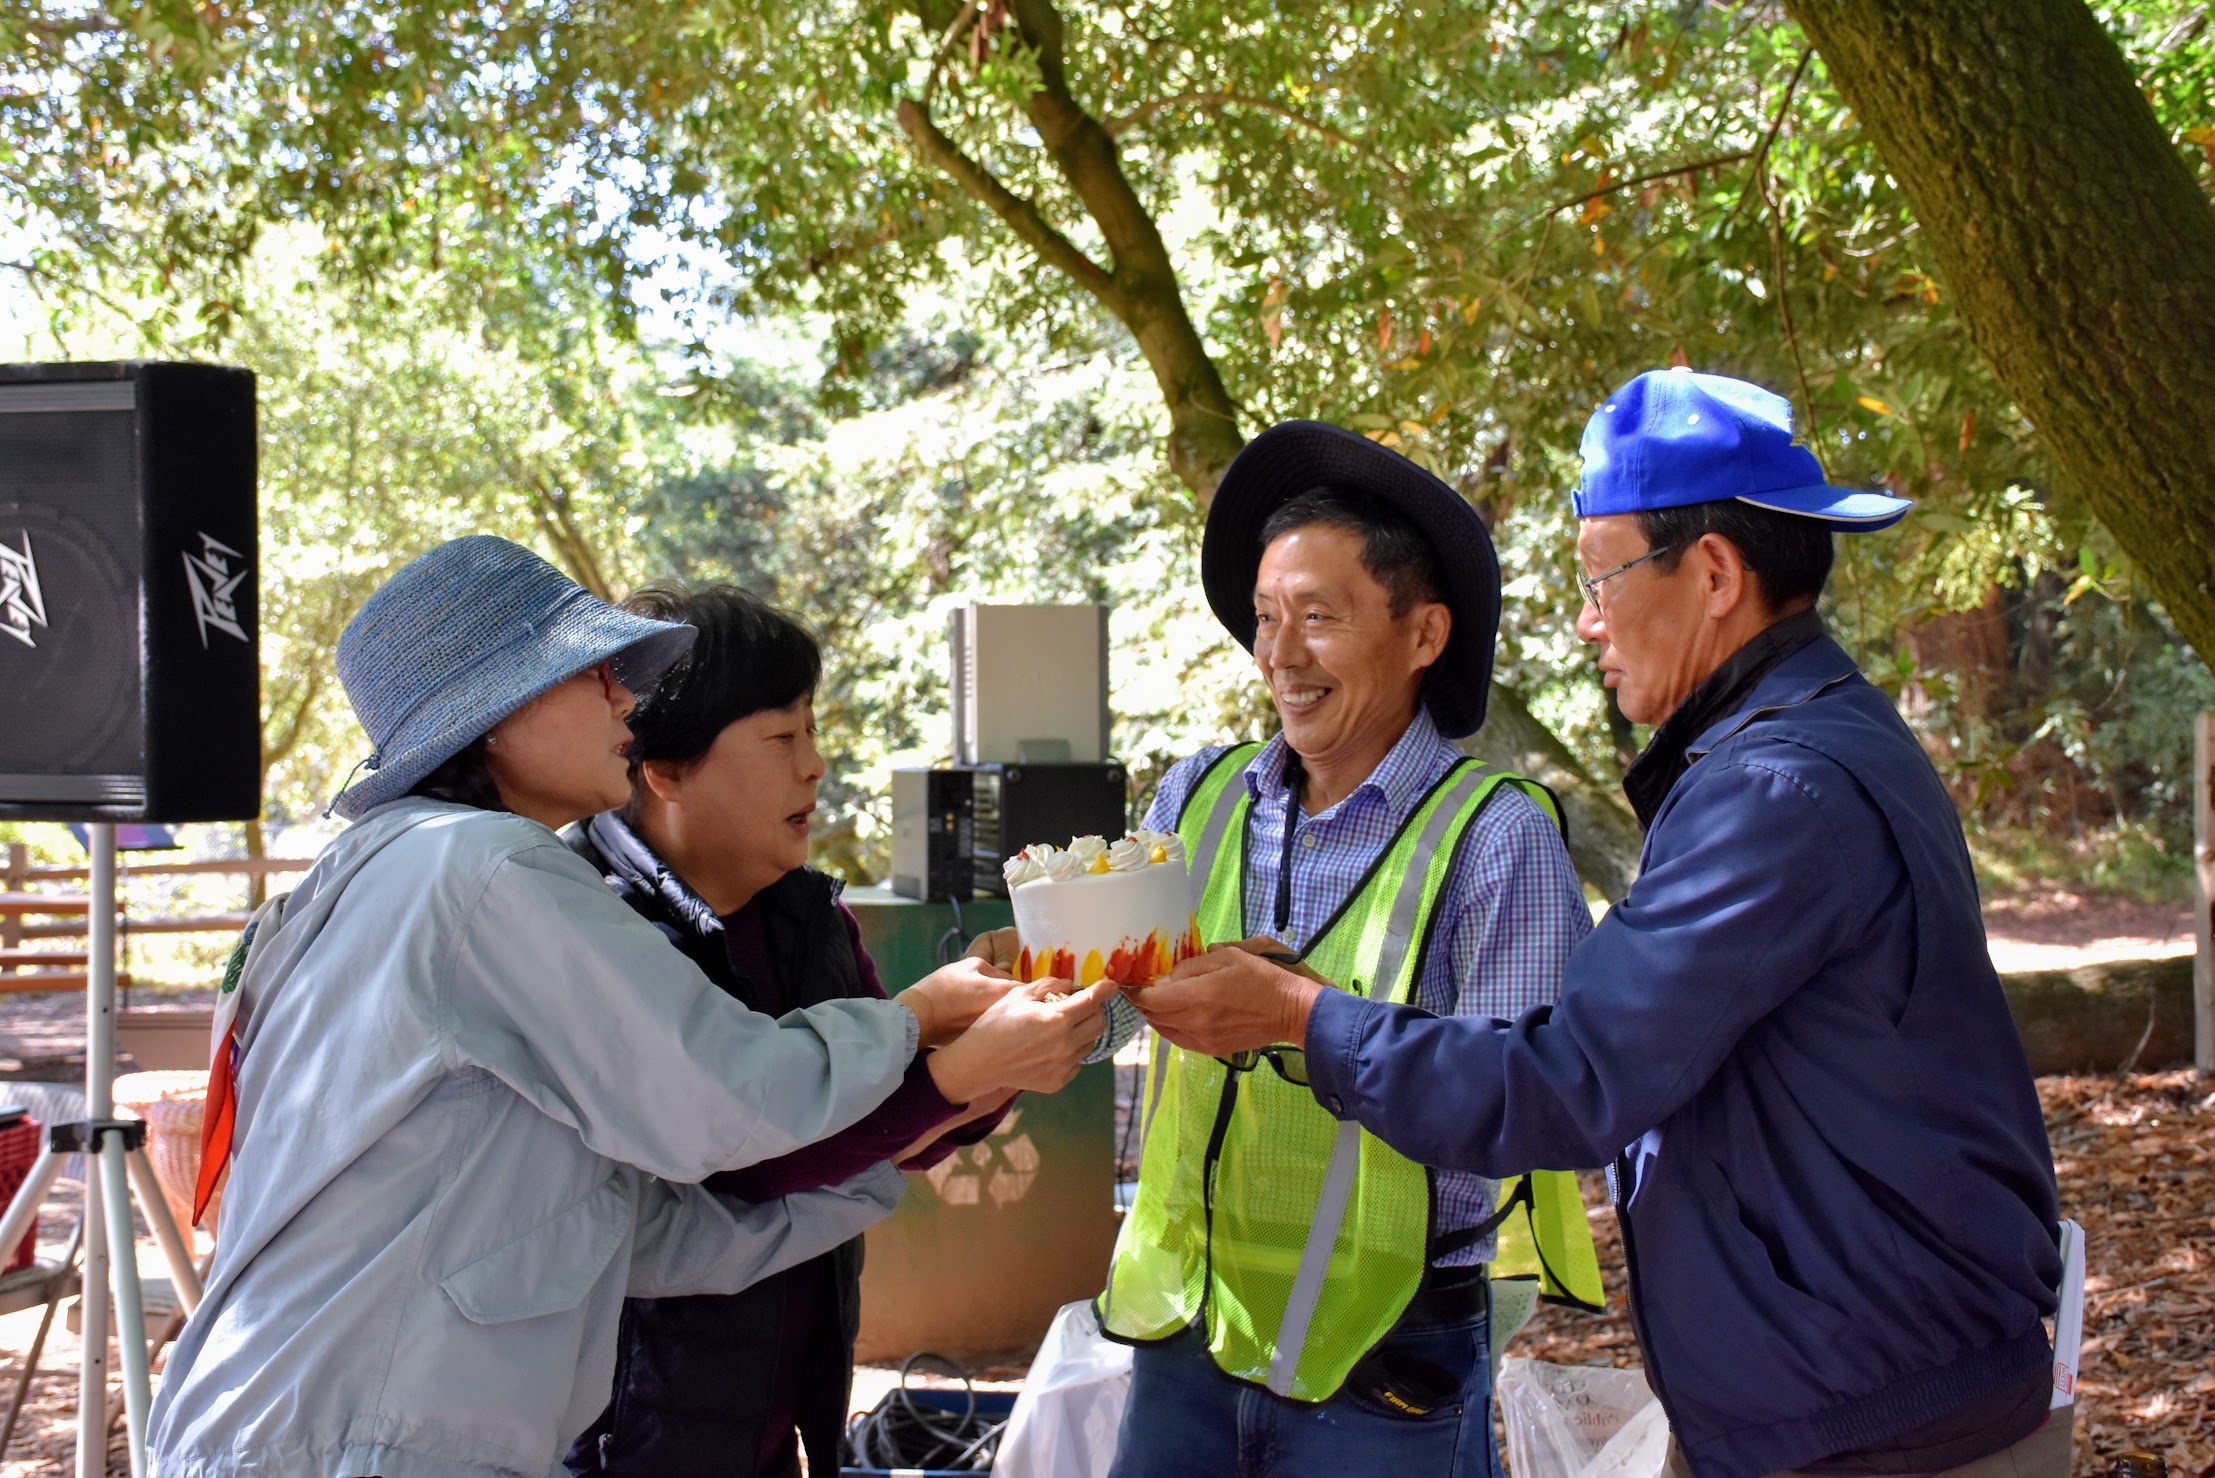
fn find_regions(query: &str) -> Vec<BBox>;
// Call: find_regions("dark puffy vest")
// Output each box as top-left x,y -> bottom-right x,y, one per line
563,814 -> 868,1478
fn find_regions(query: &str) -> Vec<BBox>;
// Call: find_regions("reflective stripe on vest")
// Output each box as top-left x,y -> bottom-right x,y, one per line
1101,748 -> 1548,1400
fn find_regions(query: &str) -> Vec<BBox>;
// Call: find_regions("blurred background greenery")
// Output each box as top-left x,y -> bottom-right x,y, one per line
3,0 -> 2211,973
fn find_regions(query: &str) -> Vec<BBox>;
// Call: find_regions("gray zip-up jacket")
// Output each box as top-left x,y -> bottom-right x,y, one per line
149,800 -> 919,1478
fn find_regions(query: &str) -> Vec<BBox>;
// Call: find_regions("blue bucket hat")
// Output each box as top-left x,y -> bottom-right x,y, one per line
329,536 -> 696,820
1574,369 -> 1913,531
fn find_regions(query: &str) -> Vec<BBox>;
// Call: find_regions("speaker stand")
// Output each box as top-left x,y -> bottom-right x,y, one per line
0,824 -> 205,1477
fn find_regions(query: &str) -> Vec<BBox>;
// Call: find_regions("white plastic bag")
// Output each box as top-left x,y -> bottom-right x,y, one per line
1496,1357 -> 1669,1478
991,1300 -> 1134,1478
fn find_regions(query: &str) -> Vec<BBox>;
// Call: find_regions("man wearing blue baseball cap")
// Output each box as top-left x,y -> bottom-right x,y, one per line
1138,370 -> 2067,1478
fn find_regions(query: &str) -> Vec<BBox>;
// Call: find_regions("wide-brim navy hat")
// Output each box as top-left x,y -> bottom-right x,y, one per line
1201,421 -> 1500,738
330,536 -> 697,820
1574,369 -> 1913,531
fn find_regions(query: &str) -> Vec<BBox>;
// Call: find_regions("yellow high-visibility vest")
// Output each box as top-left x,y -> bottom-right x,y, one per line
1099,744 -> 1604,1402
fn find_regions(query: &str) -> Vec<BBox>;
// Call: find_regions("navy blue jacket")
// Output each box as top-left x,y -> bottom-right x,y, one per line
1303,636 -> 2060,1478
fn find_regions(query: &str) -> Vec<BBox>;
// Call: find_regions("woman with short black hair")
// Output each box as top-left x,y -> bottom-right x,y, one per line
564,584 -> 1030,1478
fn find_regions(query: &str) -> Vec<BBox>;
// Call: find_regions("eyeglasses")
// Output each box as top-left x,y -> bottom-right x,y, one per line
1221,1046 -> 1308,1087
1576,545 -> 1676,611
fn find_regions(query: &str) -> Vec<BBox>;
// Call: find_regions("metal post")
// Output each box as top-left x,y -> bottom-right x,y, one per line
86,828 -> 116,1133
2195,712 -> 2213,1076
99,1139 -> 149,1475
77,824 -> 116,1478
75,1133 -> 107,1478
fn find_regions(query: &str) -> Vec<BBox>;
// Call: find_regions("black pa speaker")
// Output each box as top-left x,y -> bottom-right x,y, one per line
0,361 -> 259,822
966,761 -> 1129,897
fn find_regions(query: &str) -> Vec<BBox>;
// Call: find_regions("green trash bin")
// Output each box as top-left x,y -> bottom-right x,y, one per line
845,885 -> 1119,1362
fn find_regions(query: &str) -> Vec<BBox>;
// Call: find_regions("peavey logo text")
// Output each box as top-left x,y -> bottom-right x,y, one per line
183,532 -> 249,647
0,534 -> 47,648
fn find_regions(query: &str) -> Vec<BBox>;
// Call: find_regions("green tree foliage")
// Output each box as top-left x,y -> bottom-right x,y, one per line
5,0 -> 2209,886
638,327 -> 1272,876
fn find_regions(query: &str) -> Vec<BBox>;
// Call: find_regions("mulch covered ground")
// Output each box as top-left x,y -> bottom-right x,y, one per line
1515,1070 -> 2215,1478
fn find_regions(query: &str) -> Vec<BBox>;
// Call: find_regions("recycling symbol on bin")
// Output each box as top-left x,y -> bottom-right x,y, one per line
921,1107 -> 1039,1209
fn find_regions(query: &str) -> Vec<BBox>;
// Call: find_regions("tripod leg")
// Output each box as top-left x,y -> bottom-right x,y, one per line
125,1146 -> 201,1310
98,1138 -> 149,1477
77,1150 -> 108,1478
0,1218 -> 83,1460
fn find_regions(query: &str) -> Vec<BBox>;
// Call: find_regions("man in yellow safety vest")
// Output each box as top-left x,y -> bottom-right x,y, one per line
1101,421 -> 1603,1478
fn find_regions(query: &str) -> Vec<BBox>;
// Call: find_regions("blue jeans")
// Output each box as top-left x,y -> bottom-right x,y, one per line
1106,1308 -> 1501,1478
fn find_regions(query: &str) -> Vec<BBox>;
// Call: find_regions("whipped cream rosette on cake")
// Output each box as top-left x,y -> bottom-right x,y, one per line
1003,829 -> 1203,989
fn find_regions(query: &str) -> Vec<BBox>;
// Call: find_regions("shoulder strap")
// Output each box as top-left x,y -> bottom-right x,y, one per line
1176,742 -> 1264,885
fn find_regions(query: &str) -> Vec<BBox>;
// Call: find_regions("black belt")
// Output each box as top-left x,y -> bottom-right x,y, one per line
1401,1261 -> 1489,1326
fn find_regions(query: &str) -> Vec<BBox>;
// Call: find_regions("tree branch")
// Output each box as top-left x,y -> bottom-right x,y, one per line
1546,151 -> 1754,215
518,468 -> 613,599
919,0 -> 982,107
1,258 -> 144,330
894,97 -> 1117,303
1759,166 -> 1828,475
897,0 -> 1245,495
1718,47 -> 1816,239
262,657 -> 329,772
1106,90 -> 1410,185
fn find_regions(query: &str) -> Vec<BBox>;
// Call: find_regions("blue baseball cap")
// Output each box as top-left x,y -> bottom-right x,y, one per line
1574,369 -> 1912,531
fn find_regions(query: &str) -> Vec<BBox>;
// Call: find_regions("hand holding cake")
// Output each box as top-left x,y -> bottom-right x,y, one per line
897,955 -> 1028,1046
924,978 -> 1120,1101
963,926 -> 1022,973
1130,944 -> 1324,1059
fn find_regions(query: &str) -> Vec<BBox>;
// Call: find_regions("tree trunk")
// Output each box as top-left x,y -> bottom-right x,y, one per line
1787,0 -> 2215,662
1464,683 -> 1644,901
899,0 -> 1246,502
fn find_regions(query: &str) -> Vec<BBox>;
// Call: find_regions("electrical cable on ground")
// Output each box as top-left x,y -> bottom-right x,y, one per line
842,1352 -> 1005,1472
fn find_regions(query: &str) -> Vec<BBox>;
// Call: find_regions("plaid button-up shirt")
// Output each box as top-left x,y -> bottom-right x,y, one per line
1142,706 -> 1590,1265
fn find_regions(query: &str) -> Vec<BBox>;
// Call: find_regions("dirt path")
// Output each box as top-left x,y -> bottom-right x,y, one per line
1982,892 -> 2197,974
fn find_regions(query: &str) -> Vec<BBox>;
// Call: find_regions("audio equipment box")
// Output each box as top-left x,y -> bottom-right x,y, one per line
890,762 -> 1129,901
0,361 -> 260,822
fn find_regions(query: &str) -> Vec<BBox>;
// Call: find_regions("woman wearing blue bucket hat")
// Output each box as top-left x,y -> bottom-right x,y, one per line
149,536 -> 1113,1478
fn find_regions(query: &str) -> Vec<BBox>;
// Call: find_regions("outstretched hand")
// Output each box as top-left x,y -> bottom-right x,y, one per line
926,978 -> 1119,1102
965,927 -> 1022,973
1127,943 -> 1323,1058
899,955 -> 1021,1047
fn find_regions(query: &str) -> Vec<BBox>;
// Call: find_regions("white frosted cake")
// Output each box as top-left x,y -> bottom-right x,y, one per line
1004,830 -> 1201,989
